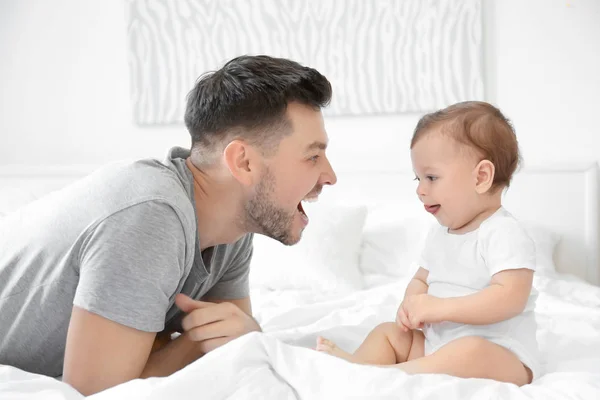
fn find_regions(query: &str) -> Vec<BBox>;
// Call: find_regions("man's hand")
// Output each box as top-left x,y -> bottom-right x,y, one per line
175,294 -> 261,354
397,294 -> 443,330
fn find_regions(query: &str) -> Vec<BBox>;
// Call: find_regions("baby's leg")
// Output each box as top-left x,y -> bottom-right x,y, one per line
316,322 -> 424,365
394,336 -> 532,386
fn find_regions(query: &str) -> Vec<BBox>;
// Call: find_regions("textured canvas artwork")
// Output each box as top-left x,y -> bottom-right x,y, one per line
126,0 -> 483,125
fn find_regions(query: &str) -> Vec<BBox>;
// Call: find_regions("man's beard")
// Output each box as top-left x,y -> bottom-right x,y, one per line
245,168 -> 299,245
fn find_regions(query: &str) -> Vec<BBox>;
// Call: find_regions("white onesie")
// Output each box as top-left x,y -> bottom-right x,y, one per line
419,207 -> 541,379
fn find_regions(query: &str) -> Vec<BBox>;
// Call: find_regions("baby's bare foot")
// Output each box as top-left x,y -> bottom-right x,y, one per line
315,336 -> 355,362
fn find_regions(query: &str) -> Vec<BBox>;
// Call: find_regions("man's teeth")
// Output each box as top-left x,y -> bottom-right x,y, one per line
302,197 -> 318,203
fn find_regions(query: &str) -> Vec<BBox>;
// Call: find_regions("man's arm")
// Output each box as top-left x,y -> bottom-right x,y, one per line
141,328 -> 205,379
64,297 -> 262,395
144,296 -> 261,377
67,201 -> 194,394
145,236 -> 259,381
63,307 -> 208,395
63,307 -> 157,396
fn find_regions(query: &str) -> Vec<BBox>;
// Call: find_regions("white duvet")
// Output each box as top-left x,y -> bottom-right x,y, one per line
1,274 -> 599,400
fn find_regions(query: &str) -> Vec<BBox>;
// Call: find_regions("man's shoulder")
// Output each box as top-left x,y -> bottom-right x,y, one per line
86,157 -> 193,210
95,156 -> 186,190
21,155 -> 199,240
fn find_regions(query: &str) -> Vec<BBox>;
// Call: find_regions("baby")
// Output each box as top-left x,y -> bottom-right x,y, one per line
317,101 -> 540,386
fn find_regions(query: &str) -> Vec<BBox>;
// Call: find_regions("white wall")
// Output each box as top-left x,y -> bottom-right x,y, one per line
0,0 -> 188,165
486,0 -> 600,167
0,0 -> 599,171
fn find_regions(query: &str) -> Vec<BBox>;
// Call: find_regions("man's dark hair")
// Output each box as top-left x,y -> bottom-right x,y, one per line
184,55 -> 332,163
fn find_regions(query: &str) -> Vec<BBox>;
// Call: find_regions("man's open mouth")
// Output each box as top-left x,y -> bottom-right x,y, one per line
297,201 -> 307,217
297,195 -> 319,220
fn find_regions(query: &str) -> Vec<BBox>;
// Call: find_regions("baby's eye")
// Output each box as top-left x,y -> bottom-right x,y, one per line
413,176 -> 420,182
426,175 -> 437,181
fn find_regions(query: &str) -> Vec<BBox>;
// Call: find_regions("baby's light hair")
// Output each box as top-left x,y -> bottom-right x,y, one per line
411,101 -> 520,192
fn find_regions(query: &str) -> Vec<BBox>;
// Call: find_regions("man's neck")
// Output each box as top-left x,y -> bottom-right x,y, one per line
185,158 -> 246,250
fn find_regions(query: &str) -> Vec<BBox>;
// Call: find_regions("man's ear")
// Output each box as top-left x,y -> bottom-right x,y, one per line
223,139 -> 258,186
474,159 -> 495,194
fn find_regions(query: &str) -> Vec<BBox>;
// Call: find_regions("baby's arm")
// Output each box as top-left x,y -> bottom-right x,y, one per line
435,268 -> 534,325
434,216 -> 537,326
405,267 -> 429,297
396,268 -> 429,331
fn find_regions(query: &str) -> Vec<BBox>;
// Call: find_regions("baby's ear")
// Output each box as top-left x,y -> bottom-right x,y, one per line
474,159 -> 495,194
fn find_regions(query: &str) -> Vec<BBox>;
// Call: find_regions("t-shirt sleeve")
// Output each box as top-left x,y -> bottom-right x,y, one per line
480,217 -> 536,276
73,201 -> 187,332
204,234 -> 253,300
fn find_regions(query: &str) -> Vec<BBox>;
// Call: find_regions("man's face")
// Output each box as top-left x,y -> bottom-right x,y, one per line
245,103 -> 337,245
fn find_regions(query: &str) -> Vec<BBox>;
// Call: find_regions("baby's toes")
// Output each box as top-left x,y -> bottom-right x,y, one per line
316,336 -> 336,352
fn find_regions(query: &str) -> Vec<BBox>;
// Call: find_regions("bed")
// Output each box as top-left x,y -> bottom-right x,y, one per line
0,162 -> 599,399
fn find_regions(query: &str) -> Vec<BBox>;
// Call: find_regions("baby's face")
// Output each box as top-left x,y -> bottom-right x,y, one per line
411,132 -> 482,231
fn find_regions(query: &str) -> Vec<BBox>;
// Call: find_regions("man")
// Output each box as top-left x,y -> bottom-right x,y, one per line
0,55 -> 337,395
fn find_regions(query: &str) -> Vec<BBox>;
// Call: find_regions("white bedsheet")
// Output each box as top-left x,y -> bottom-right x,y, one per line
1,274 -> 600,399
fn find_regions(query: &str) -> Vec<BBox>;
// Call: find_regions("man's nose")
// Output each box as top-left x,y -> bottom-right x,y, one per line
321,157 -> 337,186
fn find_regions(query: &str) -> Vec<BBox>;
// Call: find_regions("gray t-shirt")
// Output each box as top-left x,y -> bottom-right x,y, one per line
0,147 -> 253,377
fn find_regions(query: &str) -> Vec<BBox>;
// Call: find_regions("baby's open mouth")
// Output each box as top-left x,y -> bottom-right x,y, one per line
425,204 -> 440,214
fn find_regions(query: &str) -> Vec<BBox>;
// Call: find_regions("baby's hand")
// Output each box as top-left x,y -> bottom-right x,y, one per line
395,302 -> 413,332
399,294 -> 443,330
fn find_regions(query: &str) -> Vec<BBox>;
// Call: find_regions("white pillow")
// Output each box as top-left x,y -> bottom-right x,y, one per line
359,206 -> 434,278
249,202 -> 367,294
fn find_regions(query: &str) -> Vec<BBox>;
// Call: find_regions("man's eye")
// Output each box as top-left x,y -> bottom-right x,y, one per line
309,155 -> 320,162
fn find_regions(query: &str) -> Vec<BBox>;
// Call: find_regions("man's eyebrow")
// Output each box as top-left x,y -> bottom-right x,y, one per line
305,141 -> 328,152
